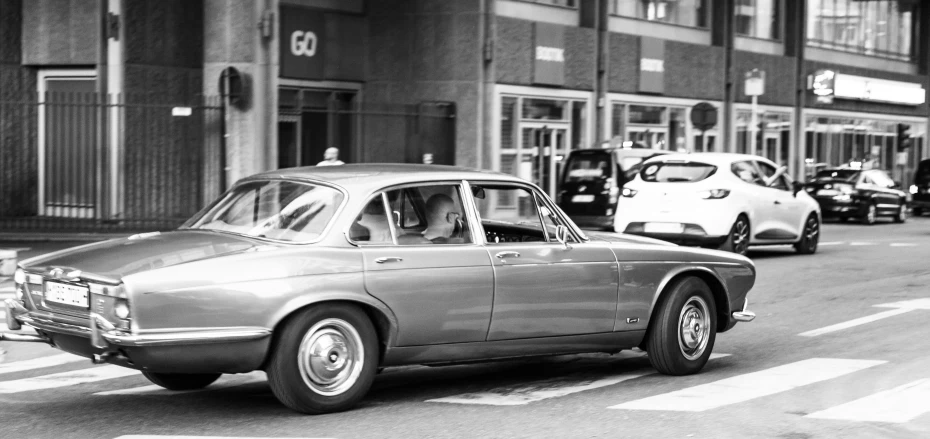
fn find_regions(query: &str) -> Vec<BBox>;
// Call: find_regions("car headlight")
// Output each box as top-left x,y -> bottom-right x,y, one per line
114,299 -> 130,320
698,189 -> 730,199
621,187 -> 638,198
910,185 -> 918,195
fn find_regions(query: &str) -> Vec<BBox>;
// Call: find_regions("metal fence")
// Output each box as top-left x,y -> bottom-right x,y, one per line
0,93 -> 457,234
0,93 -> 222,233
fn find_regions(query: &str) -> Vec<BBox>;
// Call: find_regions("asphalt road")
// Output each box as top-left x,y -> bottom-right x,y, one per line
2,218 -> 929,439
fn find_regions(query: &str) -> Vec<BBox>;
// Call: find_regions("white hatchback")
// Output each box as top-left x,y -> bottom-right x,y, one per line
613,153 -> 822,255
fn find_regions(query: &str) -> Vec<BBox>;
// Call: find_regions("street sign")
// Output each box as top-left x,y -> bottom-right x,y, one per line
745,69 -> 765,97
690,102 -> 718,131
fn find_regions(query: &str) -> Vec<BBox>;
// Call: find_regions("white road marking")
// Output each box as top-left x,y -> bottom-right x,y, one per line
609,358 -> 885,412
428,353 -> 730,406
874,298 -> 930,310
818,242 -> 844,246
115,436 -> 335,439
95,371 -> 266,396
0,353 -> 86,375
849,242 -> 875,246
798,308 -> 914,337
0,365 -> 138,393
889,243 -> 918,247
806,378 -> 930,423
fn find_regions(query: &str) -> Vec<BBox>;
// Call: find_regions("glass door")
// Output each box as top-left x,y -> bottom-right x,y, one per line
520,124 -> 570,198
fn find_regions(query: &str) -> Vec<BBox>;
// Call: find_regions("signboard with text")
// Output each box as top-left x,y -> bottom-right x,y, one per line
639,37 -> 665,94
280,6 -> 325,80
533,23 -> 565,86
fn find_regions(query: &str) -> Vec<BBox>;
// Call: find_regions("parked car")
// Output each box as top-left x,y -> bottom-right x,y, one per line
805,167 -> 908,224
614,153 -> 822,256
911,159 -> 930,216
558,145 -> 671,230
2,164 -> 756,414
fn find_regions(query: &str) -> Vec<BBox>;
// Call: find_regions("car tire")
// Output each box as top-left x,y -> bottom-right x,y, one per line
645,277 -> 717,376
861,203 -> 877,225
894,203 -> 907,223
141,371 -> 221,390
794,214 -> 819,254
719,215 -> 750,256
266,303 -> 378,415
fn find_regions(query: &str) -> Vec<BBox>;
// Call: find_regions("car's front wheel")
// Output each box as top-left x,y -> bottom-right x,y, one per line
894,203 -> 907,223
645,277 -> 717,375
266,303 -> 378,414
794,214 -> 820,254
719,215 -> 750,256
861,203 -> 877,225
141,371 -> 221,390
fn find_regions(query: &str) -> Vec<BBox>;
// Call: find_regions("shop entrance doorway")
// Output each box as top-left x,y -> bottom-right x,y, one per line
520,123 -> 570,198
277,88 -> 356,168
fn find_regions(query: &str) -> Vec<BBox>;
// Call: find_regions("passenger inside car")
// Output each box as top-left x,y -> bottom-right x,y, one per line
354,199 -> 393,244
422,194 -> 460,243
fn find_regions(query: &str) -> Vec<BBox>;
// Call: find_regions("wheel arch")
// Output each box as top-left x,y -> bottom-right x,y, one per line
262,294 -> 399,369
646,267 -> 733,338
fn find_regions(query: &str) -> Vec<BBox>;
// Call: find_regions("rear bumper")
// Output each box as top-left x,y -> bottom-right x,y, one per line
814,198 -> 863,217
622,223 -> 728,247
569,214 -> 615,231
2,299 -> 272,373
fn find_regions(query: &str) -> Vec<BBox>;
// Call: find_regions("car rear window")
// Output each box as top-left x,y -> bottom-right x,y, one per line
814,169 -> 859,182
563,151 -> 611,183
640,162 -> 717,183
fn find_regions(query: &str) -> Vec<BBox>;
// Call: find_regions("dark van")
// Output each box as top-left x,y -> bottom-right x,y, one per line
913,159 -> 930,216
557,146 -> 670,230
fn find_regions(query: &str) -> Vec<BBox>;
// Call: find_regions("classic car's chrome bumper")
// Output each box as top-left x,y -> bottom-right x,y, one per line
731,298 -> 756,322
2,298 -> 271,348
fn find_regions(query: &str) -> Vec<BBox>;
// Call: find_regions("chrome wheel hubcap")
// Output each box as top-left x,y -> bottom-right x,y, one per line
900,206 -> 907,221
298,318 -> 364,396
807,218 -> 819,248
733,220 -> 749,254
868,206 -> 876,223
678,296 -> 711,360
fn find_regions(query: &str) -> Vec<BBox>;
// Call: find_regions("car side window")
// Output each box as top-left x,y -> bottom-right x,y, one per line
536,193 -> 578,243
756,161 -> 790,191
385,184 -> 472,245
348,196 -> 394,245
469,184 -> 549,244
731,161 -> 764,186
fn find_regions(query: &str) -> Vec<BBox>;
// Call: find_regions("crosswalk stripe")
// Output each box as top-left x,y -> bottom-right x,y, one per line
806,378 -> 930,424
0,365 -> 139,393
798,308 -> 914,337
608,358 -> 885,412
428,353 -> 730,406
95,371 -> 266,396
0,353 -> 87,376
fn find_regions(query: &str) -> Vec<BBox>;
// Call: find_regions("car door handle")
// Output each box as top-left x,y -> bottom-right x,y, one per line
495,251 -> 521,259
774,200 -> 782,205
374,257 -> 403,264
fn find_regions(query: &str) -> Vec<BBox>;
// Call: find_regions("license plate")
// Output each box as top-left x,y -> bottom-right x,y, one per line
816,189 -> 839,196
571,194 -> 595,203
45,282 -> 90,308
644,222 -> 684,234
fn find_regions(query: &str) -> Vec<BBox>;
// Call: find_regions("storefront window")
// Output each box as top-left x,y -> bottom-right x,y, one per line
803,115 -> 924,183
612,0 -> 708,28
522,98 -> 568,120
807,0 -> 918,60
735,0 -> 780,40
628,105 -> 665,125
612,102 -> 704,151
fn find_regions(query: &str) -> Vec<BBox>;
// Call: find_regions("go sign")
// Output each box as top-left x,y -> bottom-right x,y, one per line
280,6 -> 325,80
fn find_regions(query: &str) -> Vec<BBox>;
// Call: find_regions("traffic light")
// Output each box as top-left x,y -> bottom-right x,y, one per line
897,123 -> 912,151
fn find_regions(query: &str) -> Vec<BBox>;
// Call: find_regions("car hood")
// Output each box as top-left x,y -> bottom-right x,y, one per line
20,230 -> 258,279
584,230 -> 677,247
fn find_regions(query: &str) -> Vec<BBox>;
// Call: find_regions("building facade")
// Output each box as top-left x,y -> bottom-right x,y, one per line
0,0 -> 927,229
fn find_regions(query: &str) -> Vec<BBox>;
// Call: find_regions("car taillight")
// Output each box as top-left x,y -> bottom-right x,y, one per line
621,187 -> 638,198
698,189 -> 730,199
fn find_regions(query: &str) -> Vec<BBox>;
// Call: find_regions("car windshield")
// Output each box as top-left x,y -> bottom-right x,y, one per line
563,152 -> 611,183
814,169 -> 859,182
640,161 -> 717,183
187,180 -> 345,242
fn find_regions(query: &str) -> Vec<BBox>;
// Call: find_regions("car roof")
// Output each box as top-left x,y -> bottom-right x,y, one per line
644,152 -> 775,166
244,163 -> 528,190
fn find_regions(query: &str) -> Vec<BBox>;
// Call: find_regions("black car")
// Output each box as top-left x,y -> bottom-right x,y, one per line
912,159 -> 930,216
557,146 -> 670,230
805,168 -> 908,225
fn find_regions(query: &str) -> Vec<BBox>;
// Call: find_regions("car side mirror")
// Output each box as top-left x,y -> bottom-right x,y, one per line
792,181 -> 805,196
555,225 -> 572,250
892,181 -> 902,189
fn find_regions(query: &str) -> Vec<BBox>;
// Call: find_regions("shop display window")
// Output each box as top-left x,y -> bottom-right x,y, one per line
611,102 -> 710,152
807,0 -> 918,60
612,0 -> 709,28
735,110 -> 791,166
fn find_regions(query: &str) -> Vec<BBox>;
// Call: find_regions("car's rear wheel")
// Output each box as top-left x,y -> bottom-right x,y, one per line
141,372 -> 221,390
794,214 -> 820,254
720,215 -> 750,256
861,203 -> 877,225
266,303 -> 378,414
645,277 -> 717,375
894,203 -> 907,223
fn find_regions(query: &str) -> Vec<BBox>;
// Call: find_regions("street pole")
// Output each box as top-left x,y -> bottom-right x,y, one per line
750,94 -> 758,156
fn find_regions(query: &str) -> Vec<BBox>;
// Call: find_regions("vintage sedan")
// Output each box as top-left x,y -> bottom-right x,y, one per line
2,164 -> 756,414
